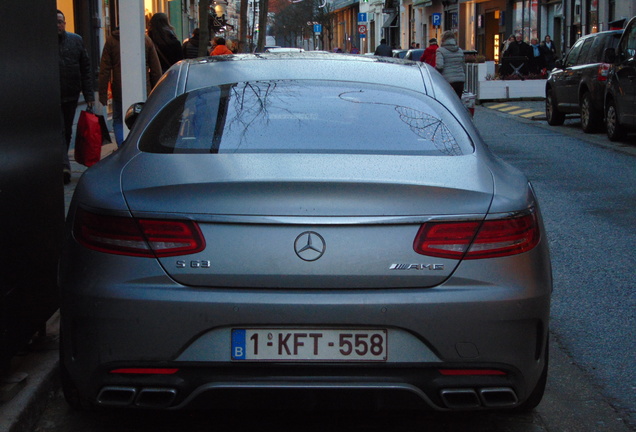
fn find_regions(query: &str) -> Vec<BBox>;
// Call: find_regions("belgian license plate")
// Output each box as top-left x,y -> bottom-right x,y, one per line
231,329 -> 387,362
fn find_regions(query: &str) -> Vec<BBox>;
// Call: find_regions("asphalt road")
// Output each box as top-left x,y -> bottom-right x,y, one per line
28,102 -> 636,432
475,102 -> 636,429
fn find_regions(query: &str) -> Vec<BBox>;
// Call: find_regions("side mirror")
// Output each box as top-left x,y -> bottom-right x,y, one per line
603,47 -> 616,64
124,102 -> 145,130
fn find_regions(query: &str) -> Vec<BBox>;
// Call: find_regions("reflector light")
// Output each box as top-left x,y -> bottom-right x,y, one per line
438,369 -> 507,376
598,63 -> 610,81
109,368 -> 179,375
73,208 -> 205,257
413,212 -> 540,259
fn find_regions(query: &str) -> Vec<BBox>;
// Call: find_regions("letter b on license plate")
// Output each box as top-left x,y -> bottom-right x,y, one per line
231,329 -> 387,362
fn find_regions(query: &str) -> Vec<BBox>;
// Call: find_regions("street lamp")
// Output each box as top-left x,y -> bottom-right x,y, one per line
213,0 -> 228,18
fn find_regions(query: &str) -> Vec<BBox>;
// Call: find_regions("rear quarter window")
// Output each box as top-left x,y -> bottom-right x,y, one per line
565,40 -> 584,67
588,36 -> 607,63
577,38 -> 595,65
139,80 -> 474,156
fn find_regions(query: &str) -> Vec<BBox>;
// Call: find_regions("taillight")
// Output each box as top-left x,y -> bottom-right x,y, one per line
413,212 -> 540,260
73,208 -> 205,257
598,63 -> 611,81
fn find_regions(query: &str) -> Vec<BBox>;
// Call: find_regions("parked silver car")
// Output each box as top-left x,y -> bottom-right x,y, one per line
59,53 -> 552,412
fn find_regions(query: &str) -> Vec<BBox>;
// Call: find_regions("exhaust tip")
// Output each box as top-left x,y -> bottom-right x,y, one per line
440,388 -> 481,409
97,386 -> 137,406
479,387 -> 518,407
135,388 -> 177,408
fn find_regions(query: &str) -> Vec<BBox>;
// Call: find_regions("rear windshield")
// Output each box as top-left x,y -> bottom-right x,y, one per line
139,80 -> 473,156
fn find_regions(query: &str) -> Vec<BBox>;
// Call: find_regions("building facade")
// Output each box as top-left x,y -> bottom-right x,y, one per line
352,0 -> 634,57
58,0 -> 635,98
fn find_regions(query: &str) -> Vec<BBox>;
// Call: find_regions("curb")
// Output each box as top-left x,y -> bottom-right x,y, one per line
0,312 -> 60,432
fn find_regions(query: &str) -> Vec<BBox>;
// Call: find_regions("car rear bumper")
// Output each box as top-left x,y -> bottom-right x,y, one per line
59,242 -> 551,410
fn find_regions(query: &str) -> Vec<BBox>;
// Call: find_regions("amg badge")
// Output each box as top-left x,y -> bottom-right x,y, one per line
389,263 -> 445,271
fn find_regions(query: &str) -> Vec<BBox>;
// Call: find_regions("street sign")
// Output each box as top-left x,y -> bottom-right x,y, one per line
358,24 -> 367,35
358,12 -> 367,23
314,24 -> 322,34
432,13 -> 442,27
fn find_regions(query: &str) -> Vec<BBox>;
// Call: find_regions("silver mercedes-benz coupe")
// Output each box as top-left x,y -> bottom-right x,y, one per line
59,52 -> 552,412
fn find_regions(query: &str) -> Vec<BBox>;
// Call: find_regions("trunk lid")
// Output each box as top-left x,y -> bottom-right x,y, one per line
121,153 -> 493,288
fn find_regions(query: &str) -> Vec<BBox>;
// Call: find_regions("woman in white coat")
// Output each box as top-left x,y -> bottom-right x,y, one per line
435,30 -> 466,98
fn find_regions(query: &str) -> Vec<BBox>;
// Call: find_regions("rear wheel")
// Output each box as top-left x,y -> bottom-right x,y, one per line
605,98 -> 626,141
580,91 -> 602,133
546,89 -> 565,126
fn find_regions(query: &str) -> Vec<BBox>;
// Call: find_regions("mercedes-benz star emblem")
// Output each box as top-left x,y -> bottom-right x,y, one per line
294,231 -> 326,261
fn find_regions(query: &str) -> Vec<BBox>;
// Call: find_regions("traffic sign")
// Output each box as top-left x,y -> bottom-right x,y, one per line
358,24 -> 367,35
314,24 -> 322,34
358,13 -> 367,23
432,13 -> 442,27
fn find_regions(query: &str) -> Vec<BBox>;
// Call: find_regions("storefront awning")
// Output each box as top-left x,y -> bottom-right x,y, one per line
413,0 -> 433,6
382,13 -> 398,28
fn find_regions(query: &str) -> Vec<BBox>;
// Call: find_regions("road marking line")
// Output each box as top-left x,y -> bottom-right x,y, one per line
498,106 -> 521,112
487,103 -> 509,109
521,111 -> 544,118
508,109 -> 533,115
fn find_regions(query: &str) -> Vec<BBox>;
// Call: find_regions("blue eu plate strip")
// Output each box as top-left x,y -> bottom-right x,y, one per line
231,329 -> 246,360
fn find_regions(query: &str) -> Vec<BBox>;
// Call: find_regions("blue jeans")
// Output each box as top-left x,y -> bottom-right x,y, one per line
61,99 -> 79,170
112,98 -> 124,147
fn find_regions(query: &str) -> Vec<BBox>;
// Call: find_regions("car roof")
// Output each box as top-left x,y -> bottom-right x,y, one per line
577,29 -> 623,42
178,53 -> 431,94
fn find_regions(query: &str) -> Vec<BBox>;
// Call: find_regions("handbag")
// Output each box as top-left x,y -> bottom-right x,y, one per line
74,108 -> 103,167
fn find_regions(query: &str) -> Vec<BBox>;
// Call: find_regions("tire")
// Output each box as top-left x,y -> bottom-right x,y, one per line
605,98 -> 627,141
580,91 -> 602,133
546,89 -> 565,126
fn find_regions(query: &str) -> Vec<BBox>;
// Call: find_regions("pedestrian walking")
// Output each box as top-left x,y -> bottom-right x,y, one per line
98,27 -> 162,147
504,33 -> 531,59
57,9 -> 94,184
501,35 -> 515,57
419,38 -> 439,66
435,30 -> 466,98
147,12 -> 183,73
374,39 -> 392,57
529,38 -> 546,74
182,28 -> 202,59
543,35 -> 557,69
209,37 -> 233,56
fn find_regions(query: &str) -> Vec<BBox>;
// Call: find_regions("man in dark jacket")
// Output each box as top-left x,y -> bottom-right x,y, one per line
504,34 -> 532,59
57,9 -> 94,184
374,39 -> 392,57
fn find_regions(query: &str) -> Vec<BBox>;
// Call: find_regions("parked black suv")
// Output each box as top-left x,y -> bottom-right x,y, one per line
545,29 -> 623,132
604,16 -> 636,141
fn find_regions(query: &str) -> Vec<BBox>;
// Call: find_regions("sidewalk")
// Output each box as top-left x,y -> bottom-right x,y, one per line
0,105 -> 117,432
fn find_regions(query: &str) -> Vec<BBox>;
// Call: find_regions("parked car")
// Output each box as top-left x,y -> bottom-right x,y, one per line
604,16 -> 636,141
265,47 -> 304,53
404,48 -> 425,61
59,53 -> 552,412
545,29 -> 623,132
392,49 -> 407,59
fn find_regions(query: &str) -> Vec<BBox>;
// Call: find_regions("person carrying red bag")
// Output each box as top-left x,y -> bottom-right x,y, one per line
57,9 -> 95,184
